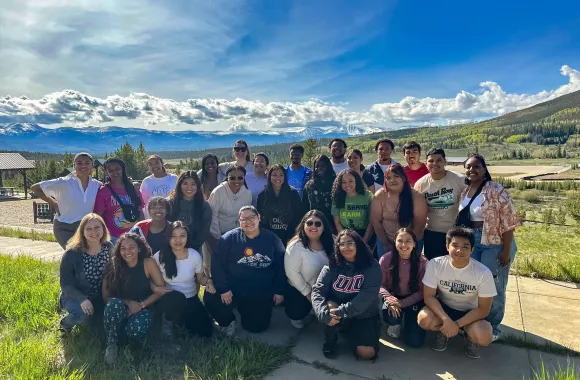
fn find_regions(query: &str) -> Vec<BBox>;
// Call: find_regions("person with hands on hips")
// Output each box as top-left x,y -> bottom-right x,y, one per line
203,206 -> 286,336
417,227 -> 496,359
379,228 -> 428,347
311,229 -> 382,361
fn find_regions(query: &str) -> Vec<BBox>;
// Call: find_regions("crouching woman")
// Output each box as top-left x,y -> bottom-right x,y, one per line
311,229 -> 382,361
101,233 -> 166,364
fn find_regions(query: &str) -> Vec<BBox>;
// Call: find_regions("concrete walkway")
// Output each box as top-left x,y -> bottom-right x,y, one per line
0,236 -> 578,379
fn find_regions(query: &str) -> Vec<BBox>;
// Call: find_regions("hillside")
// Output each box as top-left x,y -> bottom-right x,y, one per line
346,89 -> 580,152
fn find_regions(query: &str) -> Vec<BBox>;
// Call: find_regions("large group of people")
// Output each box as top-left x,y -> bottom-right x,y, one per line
40,137 -> 519,365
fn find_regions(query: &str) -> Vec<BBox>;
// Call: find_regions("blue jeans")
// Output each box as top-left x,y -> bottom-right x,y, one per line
60,296 -> 91,331
382,302 -> 426,348
471,228 -> 517,336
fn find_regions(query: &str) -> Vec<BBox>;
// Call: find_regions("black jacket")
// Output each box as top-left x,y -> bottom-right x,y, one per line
256,187 -> 303,245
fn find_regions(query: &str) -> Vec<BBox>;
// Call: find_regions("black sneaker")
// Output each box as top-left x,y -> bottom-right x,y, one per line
322,340 -> 338,359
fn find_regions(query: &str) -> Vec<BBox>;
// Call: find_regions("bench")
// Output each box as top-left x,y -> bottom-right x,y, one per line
0,187 -> 16,196
33,201 -> 55,223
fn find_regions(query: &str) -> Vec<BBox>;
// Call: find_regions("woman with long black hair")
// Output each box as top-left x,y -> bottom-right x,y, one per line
301,154 -> 336,230
458,154 -> 519,341
101,233 -> 166,364
347,149 -> 375,193
166,171 -> 212,255
153,221 -> 214,338
371,164 -> 427,257
284,210 -> 334,328
256,164 -> 303,246
311,229 -> 382,360
331,168 -> 374,243
197,154 -> 225,200
379,228 -> 428,347
94,157 -> 144,244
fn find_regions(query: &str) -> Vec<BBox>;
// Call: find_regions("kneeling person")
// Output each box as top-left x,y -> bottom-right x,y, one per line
312,230 -> 382,361
204,206 -> 286,335
417,227 -> 496,359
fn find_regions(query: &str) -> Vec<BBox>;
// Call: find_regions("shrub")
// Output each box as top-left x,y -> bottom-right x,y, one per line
523,190 -> 542,204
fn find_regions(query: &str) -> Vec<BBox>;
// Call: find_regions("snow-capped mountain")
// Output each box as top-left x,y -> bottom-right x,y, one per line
0,123 -> 385,153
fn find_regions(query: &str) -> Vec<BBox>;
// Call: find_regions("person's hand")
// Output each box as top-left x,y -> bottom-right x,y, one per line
328,316 -> 341,326
205,280 -> 216,294
126,301 -> 142,316
273,294 -> 284,305
499,249 -> 511,267
387,304 -> 401,318
80,299 -> 94,316
152,284 -> 172,296
440,318 -> 460,338
329,308 -> 342,320
49,199 -> 60,216
221,291 -> 233,305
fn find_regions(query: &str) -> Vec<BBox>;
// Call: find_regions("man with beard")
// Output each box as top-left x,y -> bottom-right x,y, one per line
363,139 -> 399,192
328,139 -> 350,174
403,141 -> 430,187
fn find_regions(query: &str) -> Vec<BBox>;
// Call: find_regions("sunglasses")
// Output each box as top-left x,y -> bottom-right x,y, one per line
228,176 -> 244,181
305,220 -> 322,227
233,147 -> 247,152
339,241 -> 356,249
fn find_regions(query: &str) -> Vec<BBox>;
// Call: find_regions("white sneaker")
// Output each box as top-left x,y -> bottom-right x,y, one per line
219,320 -> 236,337
161,317 -> 173,340
104,344 -> 118,365
386,324 -> 401,339
492,334 -> 500,342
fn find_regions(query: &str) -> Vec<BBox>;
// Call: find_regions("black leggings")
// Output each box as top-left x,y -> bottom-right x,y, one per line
284,284 -> 312,321
203,291 -> 274,333
157,291 -> 213,337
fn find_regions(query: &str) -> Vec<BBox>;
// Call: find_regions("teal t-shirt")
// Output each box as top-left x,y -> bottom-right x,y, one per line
331,190 -> 373,230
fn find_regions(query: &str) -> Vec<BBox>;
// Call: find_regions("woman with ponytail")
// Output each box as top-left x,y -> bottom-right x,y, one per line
379,228 -> 428,347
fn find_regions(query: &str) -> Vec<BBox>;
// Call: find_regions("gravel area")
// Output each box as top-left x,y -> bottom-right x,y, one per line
0,199 -> 54,231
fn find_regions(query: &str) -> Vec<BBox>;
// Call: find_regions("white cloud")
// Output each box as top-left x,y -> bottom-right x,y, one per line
371,65 -> 580,124
0,65 -> 578,131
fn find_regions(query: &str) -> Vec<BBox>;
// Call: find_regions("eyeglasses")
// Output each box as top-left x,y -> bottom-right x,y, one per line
339,242 -> 356,249
234,147 -> 247,152
228,176 -> 244,181
239,216 -> 257,223
305,220 -> 322,227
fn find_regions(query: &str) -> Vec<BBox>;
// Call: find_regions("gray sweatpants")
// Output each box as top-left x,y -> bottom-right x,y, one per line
53,219 -> 81,249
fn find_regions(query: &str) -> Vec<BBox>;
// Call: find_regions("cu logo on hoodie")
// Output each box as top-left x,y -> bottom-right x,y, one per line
333,275 -> 364,293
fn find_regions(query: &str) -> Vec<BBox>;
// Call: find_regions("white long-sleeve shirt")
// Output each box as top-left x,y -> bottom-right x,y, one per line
284,240 -> 330,296
207,182 -> 252,238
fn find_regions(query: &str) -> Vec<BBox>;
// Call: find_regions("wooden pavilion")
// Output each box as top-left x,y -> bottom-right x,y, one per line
0,153 -> 35,199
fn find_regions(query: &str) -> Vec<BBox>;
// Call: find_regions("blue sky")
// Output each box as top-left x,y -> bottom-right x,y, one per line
0,0 -> 579,131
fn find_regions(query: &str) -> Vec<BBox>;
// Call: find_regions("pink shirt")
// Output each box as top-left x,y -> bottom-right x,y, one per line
379,251 -> 428,309
94,184 -> 144,238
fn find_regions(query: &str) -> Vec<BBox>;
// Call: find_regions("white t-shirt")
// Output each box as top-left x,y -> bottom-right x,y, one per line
423,255 -> 497,311
414,171 -> 467,233
332,160 -> 350,174
459,193 -> 484,222
140,173 -> 178,218
153,248 -> 203,298
40,174 -> 101,223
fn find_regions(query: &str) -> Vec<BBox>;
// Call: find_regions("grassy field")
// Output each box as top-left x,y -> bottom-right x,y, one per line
0,255 -> 291,380
0,225 -> 56,242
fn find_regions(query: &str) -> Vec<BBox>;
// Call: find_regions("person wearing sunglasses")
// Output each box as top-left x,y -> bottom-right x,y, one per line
312,229 -> 382,361
207,165 -> 252,253
204,206 -> 286,335
256,164 -> 303,246
284,210 -> 334,329
218,140 -> 254,177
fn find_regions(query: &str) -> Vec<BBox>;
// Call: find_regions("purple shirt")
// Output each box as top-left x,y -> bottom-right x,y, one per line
379,251 -> 428,309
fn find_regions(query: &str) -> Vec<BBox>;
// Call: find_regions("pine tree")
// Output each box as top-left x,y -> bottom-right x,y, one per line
303,138 -> 318,168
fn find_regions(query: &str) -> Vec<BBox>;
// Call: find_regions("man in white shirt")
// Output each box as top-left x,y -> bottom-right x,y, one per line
417,227 -> 496,359
31,152 -> 101,248
328,139 -> 350,174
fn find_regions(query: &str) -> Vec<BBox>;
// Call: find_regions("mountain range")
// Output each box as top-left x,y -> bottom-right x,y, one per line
0,123 -> 385,153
